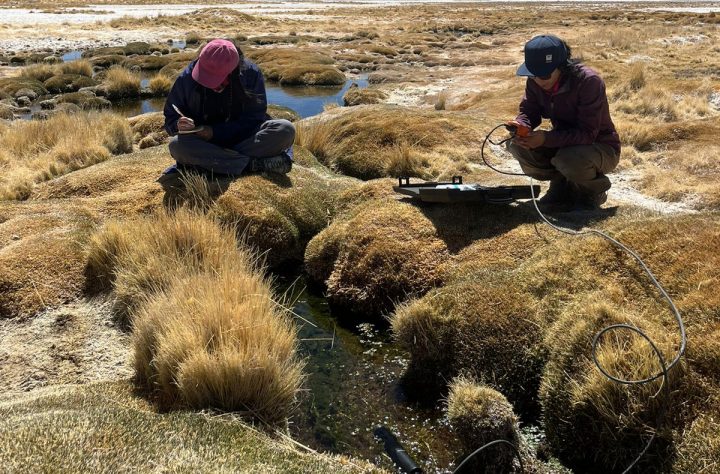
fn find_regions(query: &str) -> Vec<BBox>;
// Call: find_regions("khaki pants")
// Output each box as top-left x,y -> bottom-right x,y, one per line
507,142 -> 620,195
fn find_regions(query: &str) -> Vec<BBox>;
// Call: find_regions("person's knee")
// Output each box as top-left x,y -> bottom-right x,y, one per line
273,119 -> 296,147
552,147 -> 596,182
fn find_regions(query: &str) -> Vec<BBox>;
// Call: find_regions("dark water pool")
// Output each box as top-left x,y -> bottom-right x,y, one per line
285,279 -> 462,474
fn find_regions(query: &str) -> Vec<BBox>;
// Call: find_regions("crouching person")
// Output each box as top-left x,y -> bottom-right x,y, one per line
158,39 -> 295,186
507,35 -> 621,211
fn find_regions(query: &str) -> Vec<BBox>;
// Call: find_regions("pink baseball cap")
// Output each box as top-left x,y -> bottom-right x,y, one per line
192,39 -> 240,89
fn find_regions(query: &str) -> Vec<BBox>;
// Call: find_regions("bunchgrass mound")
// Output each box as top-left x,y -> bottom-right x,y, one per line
305,198 -> 450,319
247,48 -> 345,86
86,210 -> 304,421
101,66 -> 141,99
447,377 -> 520,473
210,162 -> 358,269
392,272 -> 544,412
0,382 -> 378,472
43,74 -> 97,93
343,86 -> 387,106
133,267 -> 303,421
0,111 -> 132,200
128,112 -> 168,148
85,209 -> 239,319
0,201 -> 98,319
0,77 -> 48,98
295,105 -> 484,180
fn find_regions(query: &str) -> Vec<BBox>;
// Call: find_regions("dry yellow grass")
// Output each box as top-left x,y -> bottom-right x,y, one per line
101,65 -> 141,99
446,377 -> 520,471
0,111 -> 132,200
86,209 -> 304,421
0,201 -> 98,319
246,48 -> 345,86
296,105 -> 483,180
148,73 -> 172,95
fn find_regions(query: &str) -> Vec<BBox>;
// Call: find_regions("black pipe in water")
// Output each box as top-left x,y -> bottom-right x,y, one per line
374,426 -> 423,474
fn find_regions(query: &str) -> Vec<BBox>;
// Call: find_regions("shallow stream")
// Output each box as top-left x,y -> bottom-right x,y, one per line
283,278 -> 463,474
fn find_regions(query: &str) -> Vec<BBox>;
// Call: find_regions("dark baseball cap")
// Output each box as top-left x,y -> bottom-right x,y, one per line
516,35 -> 568,77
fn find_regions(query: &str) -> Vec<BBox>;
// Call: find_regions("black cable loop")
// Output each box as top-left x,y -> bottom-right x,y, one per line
452,439 -> 525,474
479,125 -> 686,473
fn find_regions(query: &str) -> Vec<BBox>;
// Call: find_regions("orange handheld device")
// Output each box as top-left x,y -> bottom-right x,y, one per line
504,121 -> 530,137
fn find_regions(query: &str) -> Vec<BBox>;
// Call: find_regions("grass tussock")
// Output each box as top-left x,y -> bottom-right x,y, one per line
296,105 -> 483,180
0,111 -> 132,200
128,111 -> 168,148
247,48 -> 345,86
446,377 -> 520,471
133,268 -> 303,421
0,202 -> 97,319
210,164 -> 358,269
86,210 -> 304,421
0,382 -> 377,473
305,199 -> 450,318
148,74 -> 172,95
101,66 -> 141,99
392,273 -> 544,412
343,86 -> 387,106
20,60 -> 94,85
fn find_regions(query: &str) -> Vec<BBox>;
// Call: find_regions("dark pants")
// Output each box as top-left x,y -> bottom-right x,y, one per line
168,119 -> 296,175
507,142 -> 619,195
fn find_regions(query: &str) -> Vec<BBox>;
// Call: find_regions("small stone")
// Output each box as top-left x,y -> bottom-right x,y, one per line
16,96 -> 31,107
11,234 -> 20,240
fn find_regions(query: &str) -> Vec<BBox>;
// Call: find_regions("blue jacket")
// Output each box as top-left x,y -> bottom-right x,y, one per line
163,58 -> 270,148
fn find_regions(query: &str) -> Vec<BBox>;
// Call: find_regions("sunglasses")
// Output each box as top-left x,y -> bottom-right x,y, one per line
534,74 -> 553,81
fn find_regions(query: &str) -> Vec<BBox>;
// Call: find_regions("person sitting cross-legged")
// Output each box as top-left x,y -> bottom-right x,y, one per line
158,39 -> 295,187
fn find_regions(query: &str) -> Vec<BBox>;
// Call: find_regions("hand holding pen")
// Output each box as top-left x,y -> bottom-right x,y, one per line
172,104 -> 195,132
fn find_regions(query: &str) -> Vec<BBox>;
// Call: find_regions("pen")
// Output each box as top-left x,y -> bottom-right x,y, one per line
171,104 -> 185,117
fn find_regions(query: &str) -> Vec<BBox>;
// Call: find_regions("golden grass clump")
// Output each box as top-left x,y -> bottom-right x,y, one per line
85,209 -> 239,320
128,111 -> 168,148
342,86 -> 387,106
0,202 -> 97,319
539,303 -> 686,472
305,199 -> 449,318
0,111 -> 132,200
133,268 -> 303,421
19,63 -> 56,82
87,210 -> 304,421
101,66 -> 141,99
210,164 -> 357,269
148,74 -> 172,95
446,377 -> 520,472
57,60 -> 94,77
392,272 -> 544,412
295,105 -> 483,180
247,48 -> 345,86
43,73 -> 97,94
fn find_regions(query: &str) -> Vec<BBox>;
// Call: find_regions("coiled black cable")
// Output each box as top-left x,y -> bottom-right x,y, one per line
476,124 -> 686,473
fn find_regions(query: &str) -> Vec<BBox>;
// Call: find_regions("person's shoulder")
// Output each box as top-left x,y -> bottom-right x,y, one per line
576,64 -> 604,82
240,58 -> 261,74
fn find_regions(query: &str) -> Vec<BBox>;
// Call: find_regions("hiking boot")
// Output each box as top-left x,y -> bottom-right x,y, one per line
534,178 -> 573,212
250,153 -> 292,175
574,191 -> 608,211
538,178 -> 568,205
157,164 -> 184,189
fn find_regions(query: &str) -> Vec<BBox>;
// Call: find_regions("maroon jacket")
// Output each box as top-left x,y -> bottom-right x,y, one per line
515,64 -> 621,155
